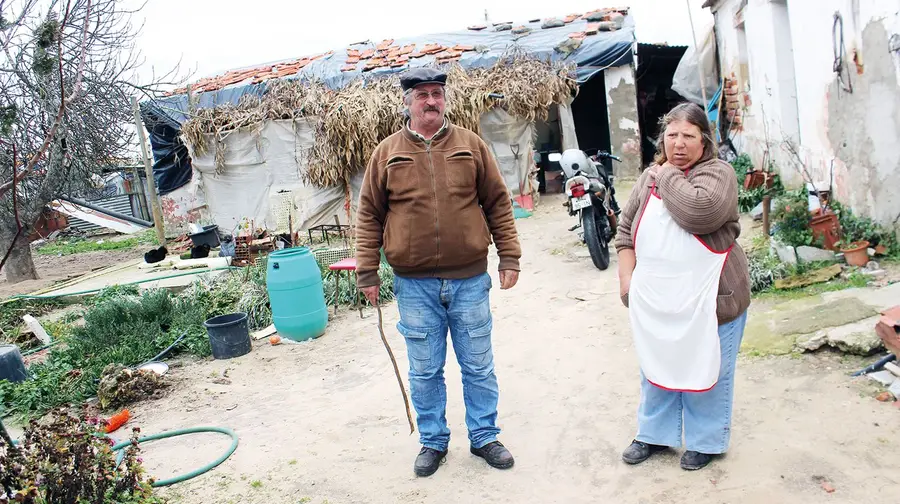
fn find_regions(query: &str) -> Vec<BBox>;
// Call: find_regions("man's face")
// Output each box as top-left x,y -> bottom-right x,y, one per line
409,83 -> 446,126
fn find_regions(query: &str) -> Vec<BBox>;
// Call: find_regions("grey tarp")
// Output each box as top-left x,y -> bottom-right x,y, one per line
149,13 -> 636,125
144,11 -> 636,220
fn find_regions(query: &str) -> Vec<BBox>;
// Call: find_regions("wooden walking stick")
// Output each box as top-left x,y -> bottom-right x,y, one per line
376,303 -> 415,435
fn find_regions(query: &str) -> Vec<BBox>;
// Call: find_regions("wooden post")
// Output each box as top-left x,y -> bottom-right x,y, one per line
131,96 -> 166,246
686,0 -> 709,109
762,195 -> 772,238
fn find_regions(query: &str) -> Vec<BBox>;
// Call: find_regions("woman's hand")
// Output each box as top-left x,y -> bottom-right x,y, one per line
619,272 -> 631,299
617,249 -> 636,307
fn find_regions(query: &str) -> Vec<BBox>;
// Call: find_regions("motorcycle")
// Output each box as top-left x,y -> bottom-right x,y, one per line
548,149 -> 622,270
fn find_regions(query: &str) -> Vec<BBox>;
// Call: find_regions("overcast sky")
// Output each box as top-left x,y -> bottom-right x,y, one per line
129,0 -> 713,83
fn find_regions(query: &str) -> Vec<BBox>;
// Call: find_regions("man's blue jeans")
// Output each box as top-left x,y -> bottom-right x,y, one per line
394,272 -> 500,451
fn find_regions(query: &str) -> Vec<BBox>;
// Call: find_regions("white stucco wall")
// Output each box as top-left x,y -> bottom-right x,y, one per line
604,63 -> 642,177
710,0 -> 900,227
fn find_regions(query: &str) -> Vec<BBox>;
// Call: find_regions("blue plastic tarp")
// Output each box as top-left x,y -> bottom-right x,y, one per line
144,13 -> 635,193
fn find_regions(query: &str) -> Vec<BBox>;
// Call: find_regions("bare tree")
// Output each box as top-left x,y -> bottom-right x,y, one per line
0,0 -> 183,283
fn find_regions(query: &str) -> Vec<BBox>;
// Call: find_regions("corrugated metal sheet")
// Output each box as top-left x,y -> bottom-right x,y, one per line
67,195 -> 136,233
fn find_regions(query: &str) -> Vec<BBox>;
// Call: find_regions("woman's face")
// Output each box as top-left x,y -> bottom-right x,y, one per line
664,119 -> 705,169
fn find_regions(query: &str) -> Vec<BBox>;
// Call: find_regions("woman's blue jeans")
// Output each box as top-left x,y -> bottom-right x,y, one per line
635,311 -> 749,454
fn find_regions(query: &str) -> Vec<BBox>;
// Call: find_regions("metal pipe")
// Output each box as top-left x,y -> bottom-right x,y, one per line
58,195 -> 153,228
851,353 -> 897,377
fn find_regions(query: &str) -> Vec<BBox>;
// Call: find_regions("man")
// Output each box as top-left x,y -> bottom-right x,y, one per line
356,67 -> 522,477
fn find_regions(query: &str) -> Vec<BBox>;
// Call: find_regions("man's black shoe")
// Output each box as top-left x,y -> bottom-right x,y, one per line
470,441 -> 515,469
414,447 -> 447,477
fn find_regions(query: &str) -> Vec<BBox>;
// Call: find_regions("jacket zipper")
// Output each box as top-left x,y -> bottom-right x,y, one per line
426,143 -> 440,275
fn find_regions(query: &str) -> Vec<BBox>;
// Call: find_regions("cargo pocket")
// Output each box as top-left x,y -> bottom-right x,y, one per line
397,322 -> 432,375
462,317 -> 493,370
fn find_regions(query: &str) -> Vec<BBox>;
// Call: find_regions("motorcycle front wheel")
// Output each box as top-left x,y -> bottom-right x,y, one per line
581,205 -> 611,270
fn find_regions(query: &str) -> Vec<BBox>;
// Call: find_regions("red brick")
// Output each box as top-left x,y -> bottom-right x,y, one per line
876,306 -> 900,355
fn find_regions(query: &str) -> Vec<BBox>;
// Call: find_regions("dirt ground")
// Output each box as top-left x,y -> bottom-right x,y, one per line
0,248 -> 140,298
122,192 -> 899,504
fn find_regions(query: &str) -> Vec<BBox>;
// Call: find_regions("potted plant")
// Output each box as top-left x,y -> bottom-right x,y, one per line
810,207 -> 841,250
838,240 -> 870,267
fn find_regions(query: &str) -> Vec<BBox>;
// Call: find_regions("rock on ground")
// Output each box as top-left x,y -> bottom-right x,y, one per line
795,316 -> 883,355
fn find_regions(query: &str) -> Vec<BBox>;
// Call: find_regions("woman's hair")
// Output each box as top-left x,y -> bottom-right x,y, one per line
653,102 -> 717,165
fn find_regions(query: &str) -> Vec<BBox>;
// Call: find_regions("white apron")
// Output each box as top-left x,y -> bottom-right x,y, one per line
629,184 -> 731,392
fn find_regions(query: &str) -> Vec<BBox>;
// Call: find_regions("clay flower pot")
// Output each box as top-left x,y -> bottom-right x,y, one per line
743,171 -> 766,190
809,209 -> 841,250
840,240 -> 870,267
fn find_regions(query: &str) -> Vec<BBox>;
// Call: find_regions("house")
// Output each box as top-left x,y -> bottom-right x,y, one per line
141,8 -> 656,235
702,0 -> 900,229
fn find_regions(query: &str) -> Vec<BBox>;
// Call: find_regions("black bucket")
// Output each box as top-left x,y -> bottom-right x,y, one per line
203,313 -> 251,360
0,344 -> 27,383
189,225 -> 221,248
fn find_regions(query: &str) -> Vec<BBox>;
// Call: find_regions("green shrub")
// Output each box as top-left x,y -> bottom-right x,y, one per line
830,200 -> 897,252
772,189 -> 814,247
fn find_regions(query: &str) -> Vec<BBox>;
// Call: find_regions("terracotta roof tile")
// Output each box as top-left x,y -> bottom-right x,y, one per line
173,8 -> 631,94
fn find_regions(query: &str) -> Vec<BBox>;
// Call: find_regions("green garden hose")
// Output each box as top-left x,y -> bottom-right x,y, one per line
112,426 -> 239,487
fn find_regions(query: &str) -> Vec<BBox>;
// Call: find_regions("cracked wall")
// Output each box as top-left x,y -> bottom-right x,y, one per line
604,65 -> 642,177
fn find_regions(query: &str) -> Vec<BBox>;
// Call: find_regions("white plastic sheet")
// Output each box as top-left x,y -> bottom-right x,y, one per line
185,112 -> 544,234
187,119 -> 346,234
671,23 -> 719,107
479,109 -> 536,197
558,100 -> 580,151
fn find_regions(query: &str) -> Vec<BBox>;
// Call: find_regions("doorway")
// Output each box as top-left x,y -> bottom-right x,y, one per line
636,43 -> 688,166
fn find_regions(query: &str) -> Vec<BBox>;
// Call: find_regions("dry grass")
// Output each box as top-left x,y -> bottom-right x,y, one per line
181,54 -> 577,187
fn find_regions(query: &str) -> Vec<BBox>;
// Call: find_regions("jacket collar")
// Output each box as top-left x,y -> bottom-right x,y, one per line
404,118 -> 450,145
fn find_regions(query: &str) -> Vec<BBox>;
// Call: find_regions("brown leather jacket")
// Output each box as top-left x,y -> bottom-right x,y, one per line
356,123 -> 521,287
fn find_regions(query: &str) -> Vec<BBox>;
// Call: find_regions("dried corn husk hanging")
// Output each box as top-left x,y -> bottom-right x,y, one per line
179,54 -> 577,187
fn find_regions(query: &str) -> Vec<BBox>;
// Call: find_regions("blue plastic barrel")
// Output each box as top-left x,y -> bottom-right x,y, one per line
266,247 -> 328,341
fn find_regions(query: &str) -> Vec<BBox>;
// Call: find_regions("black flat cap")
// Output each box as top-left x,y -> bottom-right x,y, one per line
400,68 -> 447,91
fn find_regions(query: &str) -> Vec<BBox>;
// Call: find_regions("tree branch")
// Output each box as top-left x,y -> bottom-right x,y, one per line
0,0 -> 90,199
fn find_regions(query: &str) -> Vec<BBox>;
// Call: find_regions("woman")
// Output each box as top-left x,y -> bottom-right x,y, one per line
615,102 -> 751,471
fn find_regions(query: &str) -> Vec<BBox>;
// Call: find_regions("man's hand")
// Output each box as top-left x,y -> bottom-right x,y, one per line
499,270 -> 519,290
361,286 -> 380,306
